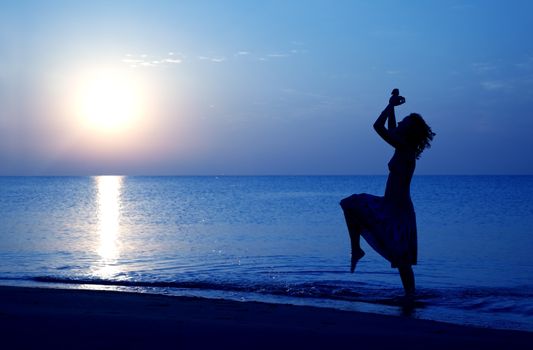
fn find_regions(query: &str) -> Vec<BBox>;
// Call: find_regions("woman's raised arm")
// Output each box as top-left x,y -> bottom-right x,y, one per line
373,104 -> 400,148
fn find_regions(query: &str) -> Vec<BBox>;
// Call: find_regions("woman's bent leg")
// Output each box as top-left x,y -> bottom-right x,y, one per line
340,197 -> 366,272
341,210 -> 365,272
398,265 -> 415,296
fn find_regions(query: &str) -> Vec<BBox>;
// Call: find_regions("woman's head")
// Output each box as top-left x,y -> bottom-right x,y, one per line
398,113 -> 435,158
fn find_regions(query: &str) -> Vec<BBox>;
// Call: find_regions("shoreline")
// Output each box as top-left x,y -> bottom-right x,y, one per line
1,285 -> 532,349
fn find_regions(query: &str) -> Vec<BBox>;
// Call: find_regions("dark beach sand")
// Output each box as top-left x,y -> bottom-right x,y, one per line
1,285 -> 531,349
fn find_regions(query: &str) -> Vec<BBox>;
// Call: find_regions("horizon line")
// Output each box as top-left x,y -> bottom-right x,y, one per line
1,174 -> 532,177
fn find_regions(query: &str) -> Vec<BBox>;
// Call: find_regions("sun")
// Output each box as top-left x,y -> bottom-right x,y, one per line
76,69 -> 143,133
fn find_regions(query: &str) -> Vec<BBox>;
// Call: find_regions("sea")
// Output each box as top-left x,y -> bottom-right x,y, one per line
1,176 -> 532,331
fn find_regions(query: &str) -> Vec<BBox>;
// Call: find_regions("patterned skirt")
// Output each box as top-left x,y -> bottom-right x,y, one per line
340,193 -> 417,268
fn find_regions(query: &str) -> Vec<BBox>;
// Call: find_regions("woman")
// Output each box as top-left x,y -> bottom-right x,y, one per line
340,89 -> 435,296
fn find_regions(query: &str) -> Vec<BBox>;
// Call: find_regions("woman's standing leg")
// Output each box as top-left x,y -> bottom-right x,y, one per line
398,265 -> 415,296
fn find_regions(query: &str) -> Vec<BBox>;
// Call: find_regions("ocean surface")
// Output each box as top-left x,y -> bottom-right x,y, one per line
1,176 -> 532,331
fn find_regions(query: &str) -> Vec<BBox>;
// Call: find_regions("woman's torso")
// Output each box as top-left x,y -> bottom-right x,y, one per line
384,148 -> 416,207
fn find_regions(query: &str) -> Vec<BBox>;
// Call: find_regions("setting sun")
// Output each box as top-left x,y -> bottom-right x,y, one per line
76,69 -> 144,133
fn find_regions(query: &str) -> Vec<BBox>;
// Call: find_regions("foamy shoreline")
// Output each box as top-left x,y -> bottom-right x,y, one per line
1,285 -> 532,349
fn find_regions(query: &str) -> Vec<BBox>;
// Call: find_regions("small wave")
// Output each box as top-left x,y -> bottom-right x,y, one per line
32,276 -> 239,291
29,275 -> 423,307
444,287 -> 533,316
25,276 -> 533,318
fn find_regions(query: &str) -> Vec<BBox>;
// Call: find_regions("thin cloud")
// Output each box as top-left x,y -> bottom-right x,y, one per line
236,44 -> 307,62
386,70 -> 401,75
124,45 -> 305,68
122,58 -> 145,64
515,55 -> 533,70
163,58 -> 182,64
481,80 -> 507,91
140,62 -> 157,67
267,53 -> 289,58
198,55 -> 225,63
122,53 -> 183,68
472,62 -> 497,74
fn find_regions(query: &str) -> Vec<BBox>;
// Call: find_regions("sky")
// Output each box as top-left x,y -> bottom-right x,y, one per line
1,0 -> 533,175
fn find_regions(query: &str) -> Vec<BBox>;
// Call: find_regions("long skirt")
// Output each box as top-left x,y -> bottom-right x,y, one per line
340,193 -> 417,268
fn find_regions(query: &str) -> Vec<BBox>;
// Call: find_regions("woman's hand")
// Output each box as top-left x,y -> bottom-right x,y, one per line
389,88 -> 405,106
389,96 -> 405,106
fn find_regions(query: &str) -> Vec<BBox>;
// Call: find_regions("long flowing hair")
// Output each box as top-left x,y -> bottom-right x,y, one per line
404,113 -> 435,159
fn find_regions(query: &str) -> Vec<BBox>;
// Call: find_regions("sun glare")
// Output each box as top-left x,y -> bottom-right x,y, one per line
76,69 -> 143,133
94,175 -> 123,278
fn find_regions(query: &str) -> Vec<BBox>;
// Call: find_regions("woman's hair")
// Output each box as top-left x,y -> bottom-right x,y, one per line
404,113 -> 435,159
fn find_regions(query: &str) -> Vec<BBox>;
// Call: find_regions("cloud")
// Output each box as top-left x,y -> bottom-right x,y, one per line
124,43 -> 306,68
237,43 -> 307,61
122,53 -> 183,68
515,55 -> 533,70
481,80 -> 507,91
198,55 -> 225,63
163,58 -> 182,64
385,70 -> 401,75
472,62 -> 497,74
122,58 -> 145,65
267,53 -> 289,58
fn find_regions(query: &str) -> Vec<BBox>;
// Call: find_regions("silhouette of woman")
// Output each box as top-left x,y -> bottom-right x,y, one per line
340,89 -> 435,296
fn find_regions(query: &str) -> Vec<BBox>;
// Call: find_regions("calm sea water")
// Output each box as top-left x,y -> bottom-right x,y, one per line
1,176 -> 532,331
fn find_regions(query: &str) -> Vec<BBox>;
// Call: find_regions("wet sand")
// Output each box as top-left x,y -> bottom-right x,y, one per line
0,285 -> 531,349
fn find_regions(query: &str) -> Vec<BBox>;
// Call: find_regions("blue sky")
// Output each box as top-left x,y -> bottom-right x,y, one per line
1,0 -> 533,175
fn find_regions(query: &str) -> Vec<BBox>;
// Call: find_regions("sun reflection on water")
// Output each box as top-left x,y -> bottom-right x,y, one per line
94,176 -> 123,278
